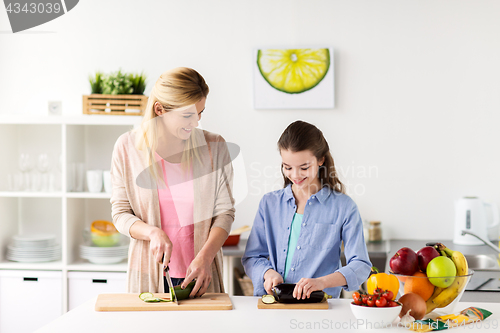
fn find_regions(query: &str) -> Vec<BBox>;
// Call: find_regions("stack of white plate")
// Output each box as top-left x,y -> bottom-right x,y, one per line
79,243 -> 128,264
7,234 -> 61,263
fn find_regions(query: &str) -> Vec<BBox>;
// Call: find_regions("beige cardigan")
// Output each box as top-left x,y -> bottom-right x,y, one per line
110,128 -> 235,293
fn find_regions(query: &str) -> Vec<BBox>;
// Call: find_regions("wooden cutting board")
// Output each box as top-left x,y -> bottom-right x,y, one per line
95,293 -> 232,311
257,298 -> 329,309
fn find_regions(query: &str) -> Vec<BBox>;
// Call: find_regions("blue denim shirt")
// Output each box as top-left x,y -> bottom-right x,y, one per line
242,185 -> 372,297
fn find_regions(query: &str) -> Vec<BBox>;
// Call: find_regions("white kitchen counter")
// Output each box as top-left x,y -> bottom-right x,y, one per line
36,296 -> 499,333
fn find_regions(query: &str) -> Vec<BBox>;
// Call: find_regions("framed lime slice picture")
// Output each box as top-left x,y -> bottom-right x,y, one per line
254,47 -> 334,109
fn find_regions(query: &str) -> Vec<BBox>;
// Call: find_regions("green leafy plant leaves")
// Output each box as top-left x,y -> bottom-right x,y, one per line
89,70 -> 147,95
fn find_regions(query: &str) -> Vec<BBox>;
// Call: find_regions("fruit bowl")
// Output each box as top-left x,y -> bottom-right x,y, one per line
349,302 -> 402,327
391,269 -> 474,315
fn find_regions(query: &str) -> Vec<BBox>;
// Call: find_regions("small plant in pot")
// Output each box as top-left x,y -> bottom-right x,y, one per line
85,70 -> 148,115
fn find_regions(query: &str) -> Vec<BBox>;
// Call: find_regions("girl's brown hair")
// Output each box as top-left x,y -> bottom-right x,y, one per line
277,120 -> 345,194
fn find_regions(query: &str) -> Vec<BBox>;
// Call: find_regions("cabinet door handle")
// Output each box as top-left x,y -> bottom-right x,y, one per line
92,279 -> 107,284
23,277 -> 38,282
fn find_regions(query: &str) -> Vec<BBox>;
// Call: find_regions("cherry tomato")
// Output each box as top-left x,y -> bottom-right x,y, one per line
375,296 -> 387,307
361,294 -> 369,304
388,301 -> 399,307
366,295 -> 375,307
382,290 -> 394,301
352,292 -> 363,305
374,288 -> 383,296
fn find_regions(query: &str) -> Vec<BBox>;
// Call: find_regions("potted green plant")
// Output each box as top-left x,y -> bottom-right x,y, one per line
84,70 -> 148,116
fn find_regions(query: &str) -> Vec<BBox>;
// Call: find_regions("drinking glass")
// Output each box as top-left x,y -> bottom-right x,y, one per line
19,153 -> 33,191
37,153 -> 52,192
7,173 -> 22,191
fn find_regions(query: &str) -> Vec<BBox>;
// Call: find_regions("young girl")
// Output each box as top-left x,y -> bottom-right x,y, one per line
242,120 -> 371,298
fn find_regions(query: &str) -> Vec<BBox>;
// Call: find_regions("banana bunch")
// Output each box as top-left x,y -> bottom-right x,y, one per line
425,243 -> 469,314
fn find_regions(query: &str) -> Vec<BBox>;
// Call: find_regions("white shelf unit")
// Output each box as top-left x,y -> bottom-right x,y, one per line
0,115 -> 141,316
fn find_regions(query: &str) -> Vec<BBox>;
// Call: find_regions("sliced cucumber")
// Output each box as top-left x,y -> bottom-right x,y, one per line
143,297 -> 160,303
261,295 -> 276,304
158,298 -> 172,302
139,292 -> 154,300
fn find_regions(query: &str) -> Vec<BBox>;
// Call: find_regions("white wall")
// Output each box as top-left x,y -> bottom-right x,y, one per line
1,0 -> 499,240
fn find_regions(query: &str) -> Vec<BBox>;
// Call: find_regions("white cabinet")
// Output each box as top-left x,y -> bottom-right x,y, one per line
0,115 -> 141,313
0,270 -> 62,333
68,271 -> 126,310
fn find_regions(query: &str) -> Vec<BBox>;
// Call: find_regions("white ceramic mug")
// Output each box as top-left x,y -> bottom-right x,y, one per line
103,170 -> 111,193
86,170 -> 103,193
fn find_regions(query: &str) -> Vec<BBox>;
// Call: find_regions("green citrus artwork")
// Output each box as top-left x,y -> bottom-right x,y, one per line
254,47 -> 334,109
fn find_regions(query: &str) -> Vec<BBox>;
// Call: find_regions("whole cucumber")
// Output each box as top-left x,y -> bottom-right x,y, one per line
272,283 -> 326,303
173,281 -> 196,300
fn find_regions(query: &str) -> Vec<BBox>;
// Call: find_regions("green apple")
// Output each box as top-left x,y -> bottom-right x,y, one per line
426,256 -> 457,288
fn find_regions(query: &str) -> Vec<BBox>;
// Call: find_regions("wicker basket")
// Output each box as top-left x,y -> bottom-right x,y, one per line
82,94 -> 148,116
234,268 -> 254,296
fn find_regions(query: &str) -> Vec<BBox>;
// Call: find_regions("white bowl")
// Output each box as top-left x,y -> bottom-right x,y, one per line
350,303 -> 402,328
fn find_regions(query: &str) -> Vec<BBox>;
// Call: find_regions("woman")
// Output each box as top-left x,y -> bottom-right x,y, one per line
242,120 -> 371,298
110,67 -> 235,297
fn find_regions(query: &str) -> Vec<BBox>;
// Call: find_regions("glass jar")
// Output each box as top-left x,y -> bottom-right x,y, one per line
368,221 -> 382,243
363,220 -> 369,244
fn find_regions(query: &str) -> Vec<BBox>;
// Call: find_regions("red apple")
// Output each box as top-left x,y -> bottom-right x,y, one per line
417,246 -> 440,272
390,247 -> 419,276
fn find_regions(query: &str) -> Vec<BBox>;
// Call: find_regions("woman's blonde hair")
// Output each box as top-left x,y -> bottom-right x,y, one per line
134,67 -> 209,182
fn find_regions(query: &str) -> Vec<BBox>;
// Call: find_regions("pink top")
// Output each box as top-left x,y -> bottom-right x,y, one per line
155,153 -> 195,278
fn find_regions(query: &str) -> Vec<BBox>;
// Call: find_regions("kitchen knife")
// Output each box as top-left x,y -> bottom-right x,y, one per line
164,266 -> 178,305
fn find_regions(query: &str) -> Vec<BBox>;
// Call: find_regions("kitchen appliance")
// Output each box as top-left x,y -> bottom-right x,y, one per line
453,197 -> 499,245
